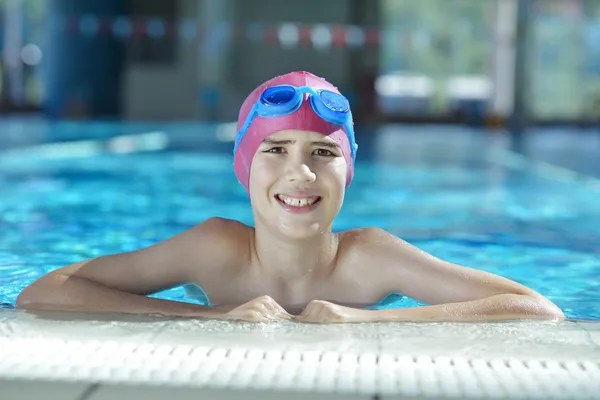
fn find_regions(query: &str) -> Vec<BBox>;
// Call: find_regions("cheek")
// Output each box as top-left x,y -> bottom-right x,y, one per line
249,158 -> 276,193
317,161 -> 346,197
329,159 -> 348,189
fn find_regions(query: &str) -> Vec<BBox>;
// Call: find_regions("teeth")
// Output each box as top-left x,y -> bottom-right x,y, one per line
278,195 -> 318,207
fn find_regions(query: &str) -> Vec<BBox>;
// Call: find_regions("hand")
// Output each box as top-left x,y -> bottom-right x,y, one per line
223,295 -> 292,322
296,300 -> 371,324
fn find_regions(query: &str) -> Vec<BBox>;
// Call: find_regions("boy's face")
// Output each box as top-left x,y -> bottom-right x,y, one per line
248,129 -> 347,239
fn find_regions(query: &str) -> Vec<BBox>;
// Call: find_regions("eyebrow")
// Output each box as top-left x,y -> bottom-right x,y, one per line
262,139 -> 340,149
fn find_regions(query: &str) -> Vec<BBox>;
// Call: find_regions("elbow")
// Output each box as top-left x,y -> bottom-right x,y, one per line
16,275 -> 66,309
16,282 -> 50,309
518,294 -> 566,321
539,301 -> 566,321
16,285 -> 41,308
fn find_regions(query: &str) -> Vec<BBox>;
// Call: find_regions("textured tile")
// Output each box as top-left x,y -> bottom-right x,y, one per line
580,321 -> 600,347
88,385 -> 371,400
1,310 -> 599,398
377,320 -> 600,360
0,378 -> 90,400
0,308 -> 167,342
152,319 -> 380,354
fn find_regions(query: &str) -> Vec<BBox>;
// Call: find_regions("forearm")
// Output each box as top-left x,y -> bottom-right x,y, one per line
367,294 -> 565,322
16,274 -> 231,318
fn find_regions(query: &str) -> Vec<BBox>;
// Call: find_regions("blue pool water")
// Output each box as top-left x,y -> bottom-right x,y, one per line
0,121 -> 599,320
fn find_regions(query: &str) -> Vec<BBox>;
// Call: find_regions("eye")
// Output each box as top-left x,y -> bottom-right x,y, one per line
263,146 -> 285,154
314,148 -> 335,157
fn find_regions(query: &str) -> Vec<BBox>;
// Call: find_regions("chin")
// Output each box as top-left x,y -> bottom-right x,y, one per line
275,217 -> 329,240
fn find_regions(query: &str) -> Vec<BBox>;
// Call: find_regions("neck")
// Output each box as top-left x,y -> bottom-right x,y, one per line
252,223 -> 339,282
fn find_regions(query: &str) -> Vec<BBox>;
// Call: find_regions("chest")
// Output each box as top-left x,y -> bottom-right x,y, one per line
203,264 -> 384,312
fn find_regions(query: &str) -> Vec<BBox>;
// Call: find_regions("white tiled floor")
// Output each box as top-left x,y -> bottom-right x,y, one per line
88,385 -> 372,400
0,380 -> 376,400
0,379 -> 91,400
1,309 -> 599,400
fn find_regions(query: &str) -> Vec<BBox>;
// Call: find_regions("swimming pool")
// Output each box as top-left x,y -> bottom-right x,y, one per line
0,121 -> 599,320
0,121 -> 599,399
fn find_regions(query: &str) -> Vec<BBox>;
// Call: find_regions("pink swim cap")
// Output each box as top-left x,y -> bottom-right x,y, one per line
233,71 -> 355,192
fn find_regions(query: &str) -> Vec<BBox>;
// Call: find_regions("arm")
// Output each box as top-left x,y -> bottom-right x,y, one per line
367,228 -> 565,322
299,228 -> 564,323
366,293 -> 564,322
16,272 -> 233,317
298,292 -> 564,323
16,217 -> 241,317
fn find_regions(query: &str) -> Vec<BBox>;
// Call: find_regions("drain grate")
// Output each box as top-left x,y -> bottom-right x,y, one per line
0,337 -> 598,399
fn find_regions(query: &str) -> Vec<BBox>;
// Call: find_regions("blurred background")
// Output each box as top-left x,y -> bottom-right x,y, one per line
1,0 -> 600,128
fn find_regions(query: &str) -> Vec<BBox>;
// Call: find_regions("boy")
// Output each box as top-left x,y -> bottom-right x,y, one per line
17,71 -> 564,323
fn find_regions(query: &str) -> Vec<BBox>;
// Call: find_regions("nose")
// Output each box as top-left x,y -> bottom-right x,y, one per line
285,154 -> 316,183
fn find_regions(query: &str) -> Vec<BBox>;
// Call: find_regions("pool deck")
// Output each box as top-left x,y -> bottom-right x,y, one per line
1,309 -> 599,400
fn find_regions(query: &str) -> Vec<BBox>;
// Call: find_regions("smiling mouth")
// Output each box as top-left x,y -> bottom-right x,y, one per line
275,194 -> 322,208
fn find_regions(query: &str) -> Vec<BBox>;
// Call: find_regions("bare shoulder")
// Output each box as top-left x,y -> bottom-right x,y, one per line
339,226 -> 412,256
330,227 -> 411,301
134,216 -> 252,284
336,226 -> 429,278
182,217 -> 253,301
191,217 -> 249,240
337,227 -> 398,270
339,226 -> 457,274
185,217 -> 252,267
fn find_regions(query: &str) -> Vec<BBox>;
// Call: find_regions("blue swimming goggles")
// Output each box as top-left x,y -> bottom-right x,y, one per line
233,85 -> 358,159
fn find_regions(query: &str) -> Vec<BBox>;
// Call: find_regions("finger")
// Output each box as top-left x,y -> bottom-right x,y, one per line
255,301 -> 289,320
269,309 -> 290,320
297,302 -> 313,318
271,304 -> 292,319
260,301 -> 284,318
297,305 -> 319,323
269,303 -> 285,314
271,308 -> 292,320
279,312 -> 293,320
269,312 -> 291,322
295,313 -> 309,322
258,302 -> 271,313
270,299 -> 289,312
313,302 -> 338,323
262,297 -> 284,312
314,304 -> 328,323
232,312 -> 266,323
263,299 -> 292,319
294,308 -> 308,321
